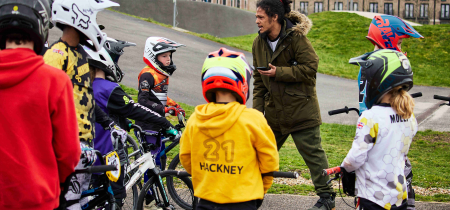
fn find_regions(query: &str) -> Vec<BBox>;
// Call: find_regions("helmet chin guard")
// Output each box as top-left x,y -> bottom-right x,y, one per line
104,37 -> 136,82
143,37 -> 185,77
83,41 -> 118,83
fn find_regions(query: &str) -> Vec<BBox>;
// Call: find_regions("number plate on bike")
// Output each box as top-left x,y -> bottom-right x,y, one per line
105,151 -> 121,182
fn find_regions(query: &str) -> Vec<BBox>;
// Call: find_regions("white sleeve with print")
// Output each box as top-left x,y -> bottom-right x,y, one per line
342,105 -> 418,209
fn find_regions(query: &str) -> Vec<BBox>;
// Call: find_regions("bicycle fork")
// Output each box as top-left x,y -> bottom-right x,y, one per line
149,168 -> 173,209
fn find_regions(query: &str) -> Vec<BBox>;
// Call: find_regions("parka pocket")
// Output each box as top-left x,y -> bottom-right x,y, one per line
282,84 -> 313,125
263,92 -> 277,124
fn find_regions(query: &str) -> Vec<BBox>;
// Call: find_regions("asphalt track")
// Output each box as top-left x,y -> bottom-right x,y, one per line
46,10 -> 450,209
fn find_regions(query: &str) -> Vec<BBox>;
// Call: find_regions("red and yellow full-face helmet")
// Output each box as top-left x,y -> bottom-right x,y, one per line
201,48 -> 253,104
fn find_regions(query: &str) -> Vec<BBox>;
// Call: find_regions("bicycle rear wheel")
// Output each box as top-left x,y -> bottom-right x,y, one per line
122,134 -> 142,210
166,154 -> 197,209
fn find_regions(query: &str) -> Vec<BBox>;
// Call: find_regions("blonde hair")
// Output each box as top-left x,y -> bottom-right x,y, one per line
389,86 -> 415,119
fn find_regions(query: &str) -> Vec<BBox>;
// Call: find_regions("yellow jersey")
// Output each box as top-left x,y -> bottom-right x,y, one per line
43,39 -> 94,142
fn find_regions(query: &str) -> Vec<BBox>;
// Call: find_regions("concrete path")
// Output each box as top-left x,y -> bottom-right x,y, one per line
261,194 -> 450,209
47,9 -> 448,132
332,11 -> 422,26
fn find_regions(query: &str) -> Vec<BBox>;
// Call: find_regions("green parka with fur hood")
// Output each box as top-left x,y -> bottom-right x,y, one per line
252,11 -> 321,135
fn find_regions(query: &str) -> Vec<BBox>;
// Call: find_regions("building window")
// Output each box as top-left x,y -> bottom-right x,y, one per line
369,3 -> 378,13
231,0 -> 233,7
237,0 -> 240,8
442,4 -> 450,18
315,2 -> 323,13
245,0 -> 247,8
299,2 -> 309,15
405,3 -> 414,18
384,3 -> 393,15
223,0 -> 226,5
420,4 -> 428,17
335,2 -> 343,10
353,3 -> 358,11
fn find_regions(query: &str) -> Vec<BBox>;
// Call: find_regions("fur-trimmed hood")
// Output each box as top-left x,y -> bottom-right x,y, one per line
285,11 -> 312,36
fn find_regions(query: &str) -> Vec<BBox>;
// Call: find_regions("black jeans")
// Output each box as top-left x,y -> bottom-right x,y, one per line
196,199 -> 258,210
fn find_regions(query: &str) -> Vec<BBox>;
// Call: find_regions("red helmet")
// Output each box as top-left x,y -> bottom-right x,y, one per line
201,48 -> 253,104
366,15 -> 423,53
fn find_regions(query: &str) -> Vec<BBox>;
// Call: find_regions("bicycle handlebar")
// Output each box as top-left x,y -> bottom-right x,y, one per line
328,92 -> 423,116
328,106 -> 360,116
322,166 -> 342,176
74,165 -> 118,174
434,95 -> 450,101
160,170 -> 299,179
410,92 -> 422,98
328,106 -> 349,116
262,171 -> 299,178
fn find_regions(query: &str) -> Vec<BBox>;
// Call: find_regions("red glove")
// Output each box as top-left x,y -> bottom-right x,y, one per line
175,104 -> 185,117
165,106 -> 178,116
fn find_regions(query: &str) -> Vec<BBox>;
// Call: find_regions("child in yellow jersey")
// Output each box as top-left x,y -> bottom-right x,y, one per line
43,0 -> 121,209
180,48 -> 279,210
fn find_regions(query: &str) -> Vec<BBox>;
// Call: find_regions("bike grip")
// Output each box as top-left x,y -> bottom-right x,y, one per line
410,92 -> 422,98
272,171 -> 299,178
328,107 -> 348,116
434,95 -> 450,101
87,165 -> 118,173
322,166 -> 341,176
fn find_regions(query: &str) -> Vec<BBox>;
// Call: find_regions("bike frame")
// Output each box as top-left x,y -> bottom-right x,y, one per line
125,151 -> 154,191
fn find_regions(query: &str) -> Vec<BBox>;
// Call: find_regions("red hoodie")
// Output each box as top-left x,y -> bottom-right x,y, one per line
0,48 -> 81,210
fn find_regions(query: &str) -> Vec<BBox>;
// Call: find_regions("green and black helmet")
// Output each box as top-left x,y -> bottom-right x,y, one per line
350,49 -> 413,109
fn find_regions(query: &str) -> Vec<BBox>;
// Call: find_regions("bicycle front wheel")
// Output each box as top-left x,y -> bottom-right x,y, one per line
166,154 -> 197,209
136,172 -> 197,210
122,134 -> 142,210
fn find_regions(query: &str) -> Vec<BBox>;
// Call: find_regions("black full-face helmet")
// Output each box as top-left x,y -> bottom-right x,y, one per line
103,37 -> 136,82
350,49 -> 413,109
0,0 -> 51,54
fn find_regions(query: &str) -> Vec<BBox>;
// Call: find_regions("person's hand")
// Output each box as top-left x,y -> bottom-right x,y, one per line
109,122 -> 127,147
80,142 -> 97,167
258,63 -> 276,77
165,106 -> 178,116
175,104 -> 185,117
165,126 -> 178,136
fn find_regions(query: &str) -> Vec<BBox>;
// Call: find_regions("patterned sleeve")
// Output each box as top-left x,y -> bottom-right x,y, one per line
43,44 -> 67,71
342,111 -> 379,172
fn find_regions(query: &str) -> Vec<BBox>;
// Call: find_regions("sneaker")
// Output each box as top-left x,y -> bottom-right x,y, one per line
308,193 -> 336,210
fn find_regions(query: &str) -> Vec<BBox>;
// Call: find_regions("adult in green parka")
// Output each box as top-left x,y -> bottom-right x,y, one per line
252,0 -> 335,209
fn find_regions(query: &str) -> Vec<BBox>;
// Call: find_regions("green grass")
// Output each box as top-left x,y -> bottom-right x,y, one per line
219,12 -> 450,87
122,86 -> 449,202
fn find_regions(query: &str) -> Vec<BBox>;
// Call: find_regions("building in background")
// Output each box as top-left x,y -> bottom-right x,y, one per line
195,0 -> 449,24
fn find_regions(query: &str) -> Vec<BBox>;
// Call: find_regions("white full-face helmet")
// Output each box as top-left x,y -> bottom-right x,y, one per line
83,41 -> 118,83
51,0 -> 119,52
143,37 -> 185,77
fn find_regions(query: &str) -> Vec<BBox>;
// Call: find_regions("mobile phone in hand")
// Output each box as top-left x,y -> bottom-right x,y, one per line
257,67 -> 271,71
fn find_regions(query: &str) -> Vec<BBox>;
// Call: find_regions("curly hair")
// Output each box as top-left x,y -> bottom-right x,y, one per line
256,0 -> 292,24
389,86 -> 415,119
